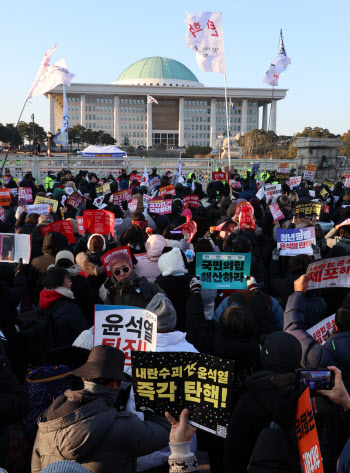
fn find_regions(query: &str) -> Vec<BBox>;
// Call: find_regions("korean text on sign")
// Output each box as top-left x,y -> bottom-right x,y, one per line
303,164 -> 317,180
276,227 -> 316,257
269,203 -> 285,222
307,314 -> 335,345
132,351 -> 234,437
18,187 -> 33,205
0,189 -> 11,206
67,192 -> 86,209
196,252 -> 251,289
148,198 -> 172,215
296,203 -> 322,220
183,195 -> 199,209
40,220 -> 75,244
159,185 -> 175,197
307,256 -> 350,290
112,188 -> 132,205
277,162 -> 290,173
94,305 -> 157,367
83,209 -> 115,236
265,184 -> 281,200
212,172 -> 227,181
100,246 -> 132,277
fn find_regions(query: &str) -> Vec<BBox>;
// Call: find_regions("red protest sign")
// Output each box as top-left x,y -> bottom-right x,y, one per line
41,220 -> 75,244
129,173 -> 141,183
269,203 -> 285,222
149,198 -> 172,215
100,246 -> 132,277
0,189 -> 11,206
76,216 -> 84,235
183,195 -> 199,209
67,192 -> 87,209
129,199 -> 138,212
112,188 -> 132,206
18,187 -> 33,205
83,209 -> 115,237
159,184 -> 175,197
175,220 -> 197,243
212,172 -> 227,181
295,388 -> 324,473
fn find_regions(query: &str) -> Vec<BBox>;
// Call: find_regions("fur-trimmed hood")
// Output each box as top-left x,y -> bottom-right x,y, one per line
76,252 -> 106,277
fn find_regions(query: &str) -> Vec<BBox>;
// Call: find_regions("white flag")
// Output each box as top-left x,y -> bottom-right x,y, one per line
26,45 -> 57,100
28,57 -> 75,99
263,30 -> 291,86
184,11 -> 225,74
53,84 -> 69,147
142,165 -> 149,185
147,95 -> 158,104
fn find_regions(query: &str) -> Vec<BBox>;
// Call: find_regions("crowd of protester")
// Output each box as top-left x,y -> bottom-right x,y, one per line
1,164 -> 350,473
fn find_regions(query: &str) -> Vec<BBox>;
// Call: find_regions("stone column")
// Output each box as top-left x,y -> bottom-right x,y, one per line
210,98 -> 216,147
270,100 -> 277,133
256,106 -> 259,131
81,95 -> 86,127
49,93 -> 55,133
241,99 -> 248,135
262,104 -> 268,131
147,99 -> 152,148
178,97 -> 184,147
113,95 -> 120,144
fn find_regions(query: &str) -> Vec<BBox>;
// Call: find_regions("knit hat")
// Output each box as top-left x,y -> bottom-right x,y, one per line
119,180 -> 129,191
87,234 -> 106,253
146,293 -> 177,332
259,332 -> 302,373
277,195 -> 291,209
40,460 -> 91,473
73,327 -> 94,351
66,181 -> 77,191
53,188 -> 65,199
108,250 -> 133,269
38,214 -> 54,225
55,250 -> 74,265
140,185 -> 148,195
158,247 -> 188,276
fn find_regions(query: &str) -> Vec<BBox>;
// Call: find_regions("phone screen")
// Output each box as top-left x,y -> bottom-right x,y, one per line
297,370 -> 334,390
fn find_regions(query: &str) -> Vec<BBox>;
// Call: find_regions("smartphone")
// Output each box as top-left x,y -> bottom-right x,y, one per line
296,369 -> 335,391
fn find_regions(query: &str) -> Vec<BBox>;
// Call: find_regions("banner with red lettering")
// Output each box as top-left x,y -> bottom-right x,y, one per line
100,246 -> 132,276
307,314 -> 335,344
175,220 -> 197,243
83,209 -> 115,237
112,188 -> 132,206
0,189 -> 11,206
40,220 -> 75,244
183,195 -> 199,209
129,173 -> 141,183
67,192 -> 87,209
307,255 -> 350,290
212,172 -> 227,181
76,216 -> 84,235
159,185 -> 175,197
18,187 -> 33,205
270,203 -> 285,222
149,198 -> 172,215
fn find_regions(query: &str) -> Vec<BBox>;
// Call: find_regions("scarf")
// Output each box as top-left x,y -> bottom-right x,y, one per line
83,380 -> 120,403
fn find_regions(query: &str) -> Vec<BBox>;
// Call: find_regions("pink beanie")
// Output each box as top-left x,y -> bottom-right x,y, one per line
108,250 -> 133,269
181,209 -> 192,219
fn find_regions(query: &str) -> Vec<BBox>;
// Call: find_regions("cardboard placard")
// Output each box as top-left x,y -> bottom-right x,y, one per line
0,189 -> 11,206
174,220 -> 197,243
183,195 -> 199,209
295,203 -> 322,220
149,198 -> 172,215
307,255 -> 350,290
96,183 -> 111,197
322,180 -> 334,190
0,233 -> 31,263
132,351 -> 235,438
212,172 -> 227,181
100,246 -> 132,277
34,195 -> 58,212
67,192 -> 87,209
287,176 -> 302,188
159,184 -> 175,197
307,314 -> 335,345
277,162 -> 290,173
265,184 -> 282,200
40,220 -> 75,244
134,252 -> 147,262
18,187 -> 33,205
112,188 -> 132,206
196,252 -> 251,289
320,188 -> 329,201
256,187 -> 265,200
303,164 -> 317,180
270,203 -> 285,222
276,227 -> 316,256
129,173 -> 142,183
128,199 -> 138,213
83,209 -> 115,237
25,204 -> 53,216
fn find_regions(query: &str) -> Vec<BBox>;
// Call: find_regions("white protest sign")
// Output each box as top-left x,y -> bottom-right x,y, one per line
265,184 -> 281,200
26,204 -> 51,215
287,176 -> 302,189
276,227 -> 316,256
307,255 -> 350,290
256,187 -> 265,200
307,314 -> 335,345
94,305 -> 157,367
0,233 -> 31,263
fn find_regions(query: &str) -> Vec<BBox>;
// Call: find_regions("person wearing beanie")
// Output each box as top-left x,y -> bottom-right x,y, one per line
135,234 -> 167,282
101,250 -> 165,309
119,179 -> 129,191
223,331 -> 302,473
66,180 -> 77,192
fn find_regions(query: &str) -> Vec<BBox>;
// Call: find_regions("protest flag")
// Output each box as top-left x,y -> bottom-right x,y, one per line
147,95 -> 158,104
263,30 -> 291,87
53,84 -> 69,146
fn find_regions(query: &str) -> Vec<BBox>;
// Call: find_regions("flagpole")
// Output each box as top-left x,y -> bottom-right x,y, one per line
220,12 -> 231,172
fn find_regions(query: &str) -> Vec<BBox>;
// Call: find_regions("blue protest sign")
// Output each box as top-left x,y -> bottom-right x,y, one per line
196,252 -> 251,289
276,227 -> 315,256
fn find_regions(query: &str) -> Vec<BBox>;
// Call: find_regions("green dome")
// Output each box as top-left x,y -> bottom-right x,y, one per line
116,57 -> 199,83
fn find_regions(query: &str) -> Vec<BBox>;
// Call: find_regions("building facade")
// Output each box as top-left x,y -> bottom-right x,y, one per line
47,57 -> 287,148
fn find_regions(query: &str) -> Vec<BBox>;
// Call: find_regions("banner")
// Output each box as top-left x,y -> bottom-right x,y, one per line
303,164 -> 317,180
132,351 -> 234,437
196,252 -> 251,289
112,188 -> 132,206
307,256 -> 350,290
277,162 -> 290,174
100,246 -> 132,277
322,180 -> 334,190
83,209 -> 115,236
183,195 -> 199,209
129,173 -> 141,183
159,184 -> 175,197
96,183 -> 111,197
276,173 -> 290,180
295,203 -> 322,220
175,220 -> 197,243
76,216 -> 84,235
18,187 -> 33,205
295,388 -> 323,473
307,314 -> 335,345
34,195 -> 58,212
0,233 -> 31,263
67,192 -> 87,209
149,198 -> 172,215
94,305 -> 157,367
212,172 -> 227,181
265,184 -> 281,200
40,220 -> 75,244
0,189 -> 11,206
269,203 -> 285,222
143,194 -> 151,209
276,227 -> 316,256
25,204 -> 53,216
287,176 -> 302,188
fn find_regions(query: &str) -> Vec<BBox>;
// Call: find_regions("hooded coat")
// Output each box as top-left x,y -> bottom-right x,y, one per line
135,235 -> 167,283
75,251 -> 108,305
325,227 -> 350,254
31,232 -> 70,274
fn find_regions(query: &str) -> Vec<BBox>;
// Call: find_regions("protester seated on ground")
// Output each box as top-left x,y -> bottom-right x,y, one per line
325,221 -> 350,253
288,189 -> 299,209
224,331 -> 302,473
191,205 -> 213,242
192,238 -> 217,319
135,234 -> 167,282
101,250 -> 165,307
208,196 -> 232,224
204,219 -> 237,251
318,209 -> 335,234
120,223 -> 147,255
31,231 -> 70,275
168,199 -> 186,227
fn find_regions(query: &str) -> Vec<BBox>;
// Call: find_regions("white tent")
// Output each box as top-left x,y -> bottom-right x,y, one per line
81,145 -> 127,158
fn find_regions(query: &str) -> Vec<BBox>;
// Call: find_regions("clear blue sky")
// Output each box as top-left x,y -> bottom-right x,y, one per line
1,0 -> 349,137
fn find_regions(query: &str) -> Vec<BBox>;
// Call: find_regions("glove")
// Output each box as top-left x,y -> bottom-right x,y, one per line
245,276 -> 258,291
272,248 -> 281,261
121,199 -> 128,211
190,277 -> 201,294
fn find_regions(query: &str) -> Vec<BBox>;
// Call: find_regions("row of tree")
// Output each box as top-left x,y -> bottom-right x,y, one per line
67,125 -> 116,148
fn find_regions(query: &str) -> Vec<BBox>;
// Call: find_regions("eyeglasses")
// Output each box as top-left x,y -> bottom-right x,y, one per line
113,266 -> 130,276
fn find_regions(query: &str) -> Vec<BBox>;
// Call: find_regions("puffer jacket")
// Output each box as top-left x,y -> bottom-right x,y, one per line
75,251 -> 107,304
135,234 -> 167,282
325,227 -> 350,254
31,390 -> 171,473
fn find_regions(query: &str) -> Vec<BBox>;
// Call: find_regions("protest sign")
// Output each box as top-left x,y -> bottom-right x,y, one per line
320,188 -> 329,201
265,184 -> 281,200
159,184 -> 175,197
143,194 -> 151,209
296,203 -> 322,220
76,216 -> 84,235
303,164 -> 317,180
83,209 -> 115,236
200,198 -> 211,208
251,161 -> 261,175
128,199 -> 138,212
307,314 -> 335,344
338,218 -> 350,228
1,176 -> 11,185
112,188 -> 132,206
10,188 -> 18,196
183,195 -> 199,209
0,209 -> 4,223
269,203 -> 285,222
100,246 -> 132,276
129,173 -> 141,183
25,204 -> 51,216
96,183 -> 111,197
34,195 -> 58,212
175,220 -> 197,243
345,176 -> 350,188
287,176 -> 302,188
212,171 -> 227,181
149,198 -> 172,215
134,252 -> 147,262
324,204 -> 330,213
276,173 -> 290,180
277,162 -> 290,174
0,189 -> 11,206
94,305 -> 157,366
0,233 -> 31,263
196,252 -> 251,289
149,176 -> 160,188
67,192 -> 86,209
256,187 -> 265,200
276,227 -> 316,256
322,180 -> 334,190
295,388 -> 323,473
307,255 -> 350,290
132,351 -> 235,437
41,220 -> 75,244
18,187 -> 33,205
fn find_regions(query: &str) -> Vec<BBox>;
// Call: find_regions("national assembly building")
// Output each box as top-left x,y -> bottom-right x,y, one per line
47,56 -> 287,149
